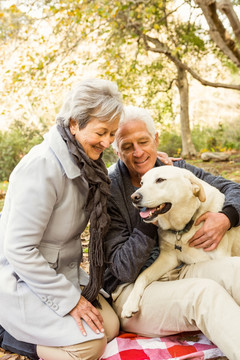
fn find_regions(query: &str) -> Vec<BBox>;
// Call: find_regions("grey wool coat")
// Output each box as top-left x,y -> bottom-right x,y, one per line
0,125 -> 105,346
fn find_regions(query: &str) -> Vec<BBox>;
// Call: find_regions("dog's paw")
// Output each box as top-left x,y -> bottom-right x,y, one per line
121,300 -> 140,318
121,307 -> 139,318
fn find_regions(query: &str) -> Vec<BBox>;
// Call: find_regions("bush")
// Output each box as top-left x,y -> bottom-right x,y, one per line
102,146 -> 118,168
157,130 -> 182,157
192,121 -> 240,153
158,120 -> 240,156
0,121 -> 46,181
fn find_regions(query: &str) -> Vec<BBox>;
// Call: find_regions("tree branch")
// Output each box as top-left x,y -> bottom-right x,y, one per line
217,0 -> 240,43
143,34 -> 240,90
194,0 -> 240,68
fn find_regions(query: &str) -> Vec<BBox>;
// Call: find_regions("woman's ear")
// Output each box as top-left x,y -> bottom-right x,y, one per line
69,119 -> 78,135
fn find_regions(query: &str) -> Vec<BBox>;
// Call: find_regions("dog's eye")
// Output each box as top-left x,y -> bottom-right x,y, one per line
156,178 -> 165,184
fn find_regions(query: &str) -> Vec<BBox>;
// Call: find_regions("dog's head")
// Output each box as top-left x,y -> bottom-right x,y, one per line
131,166 -> 206,230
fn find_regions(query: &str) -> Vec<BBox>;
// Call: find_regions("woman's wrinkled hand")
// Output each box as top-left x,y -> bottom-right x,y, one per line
69,295 -> 104,336
157,151 -> 182,166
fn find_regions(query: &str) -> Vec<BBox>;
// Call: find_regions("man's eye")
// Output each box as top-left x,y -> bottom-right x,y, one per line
97,133 -> 104,136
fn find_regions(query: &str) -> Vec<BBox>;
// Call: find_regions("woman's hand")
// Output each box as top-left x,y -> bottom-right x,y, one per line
188,212 -> 230,251
157,151 -> 181,165
69,295 -> 104,336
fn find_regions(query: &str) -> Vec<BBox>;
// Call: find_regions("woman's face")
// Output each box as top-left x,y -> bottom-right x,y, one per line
70,117 -> 119,160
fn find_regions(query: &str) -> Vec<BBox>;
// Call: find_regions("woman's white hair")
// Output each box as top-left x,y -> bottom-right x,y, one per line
112,105 -> 157,151
56,78 -> 123,129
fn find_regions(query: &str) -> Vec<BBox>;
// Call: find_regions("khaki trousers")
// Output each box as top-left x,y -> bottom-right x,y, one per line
37,294 -> 119,360
112,257 -> 240,360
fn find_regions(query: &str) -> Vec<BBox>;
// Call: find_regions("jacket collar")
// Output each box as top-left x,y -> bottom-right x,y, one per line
45,125 -> 81,179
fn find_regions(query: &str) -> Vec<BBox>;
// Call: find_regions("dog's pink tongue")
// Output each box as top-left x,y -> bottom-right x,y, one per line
140,208 -> 156,218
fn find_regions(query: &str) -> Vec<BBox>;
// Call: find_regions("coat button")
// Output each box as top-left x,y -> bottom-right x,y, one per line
46,300 -> 53,306
52,304 -> 59,311
41,296 -> 47,302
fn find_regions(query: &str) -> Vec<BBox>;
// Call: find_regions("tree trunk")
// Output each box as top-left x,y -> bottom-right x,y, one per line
176,66 -> 197,158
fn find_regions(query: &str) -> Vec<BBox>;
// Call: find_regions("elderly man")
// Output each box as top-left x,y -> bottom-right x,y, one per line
103,105 -> 240,360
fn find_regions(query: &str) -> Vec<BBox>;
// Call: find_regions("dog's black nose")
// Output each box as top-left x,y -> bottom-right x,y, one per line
131,192 -> 143,204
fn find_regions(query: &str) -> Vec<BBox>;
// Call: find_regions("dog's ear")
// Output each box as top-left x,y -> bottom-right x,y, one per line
185,173 -> 206,202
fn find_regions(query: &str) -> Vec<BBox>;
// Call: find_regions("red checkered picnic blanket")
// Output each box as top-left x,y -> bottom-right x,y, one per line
99,331 -> 225,360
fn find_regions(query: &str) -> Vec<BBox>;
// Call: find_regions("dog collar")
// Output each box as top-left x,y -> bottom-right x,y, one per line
171,218 -> 195,238
170,217 -> 195,252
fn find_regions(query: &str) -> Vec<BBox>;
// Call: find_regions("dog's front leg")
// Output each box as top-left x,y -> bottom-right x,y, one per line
121,250 -> 179,318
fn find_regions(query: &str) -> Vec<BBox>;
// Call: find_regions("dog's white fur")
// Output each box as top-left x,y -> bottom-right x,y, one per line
121,166 -> 240,318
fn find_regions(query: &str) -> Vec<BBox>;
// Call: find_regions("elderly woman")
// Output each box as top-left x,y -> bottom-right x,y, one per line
0,79 -> 124,360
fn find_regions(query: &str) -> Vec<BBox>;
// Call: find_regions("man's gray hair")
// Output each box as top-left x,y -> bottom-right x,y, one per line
112,105 -> 157,151
56,78 -> 123,129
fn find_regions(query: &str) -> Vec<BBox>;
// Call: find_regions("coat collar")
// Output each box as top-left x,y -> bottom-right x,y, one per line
44,125 -> 81,179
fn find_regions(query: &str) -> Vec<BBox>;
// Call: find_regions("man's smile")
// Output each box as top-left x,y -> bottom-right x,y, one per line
134,157 -> 150,165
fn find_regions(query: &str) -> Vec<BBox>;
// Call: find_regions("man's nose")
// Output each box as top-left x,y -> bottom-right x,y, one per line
133,145 -> 144,157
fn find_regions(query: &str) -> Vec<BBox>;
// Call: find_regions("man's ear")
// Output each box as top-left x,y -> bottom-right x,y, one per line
155,132 -> 159,146
113,147 -> 119,157
69,119 -> 78,135
116,150 -> 121,159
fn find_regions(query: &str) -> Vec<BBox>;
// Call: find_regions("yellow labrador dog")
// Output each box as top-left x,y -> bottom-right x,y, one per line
121,166 -> 240,318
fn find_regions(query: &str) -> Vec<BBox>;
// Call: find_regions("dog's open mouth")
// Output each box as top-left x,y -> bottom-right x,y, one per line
139,202 -> 172,221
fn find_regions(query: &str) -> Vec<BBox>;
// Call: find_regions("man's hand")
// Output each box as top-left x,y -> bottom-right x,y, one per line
188,212 -> 231,251
69,295 -> 104,336
157,151 -> 181,165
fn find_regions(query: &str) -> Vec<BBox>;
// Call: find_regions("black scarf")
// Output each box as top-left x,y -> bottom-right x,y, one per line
57,125 -> 111,306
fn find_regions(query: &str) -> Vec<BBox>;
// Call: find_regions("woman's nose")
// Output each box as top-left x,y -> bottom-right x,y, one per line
100,136 -> 111,148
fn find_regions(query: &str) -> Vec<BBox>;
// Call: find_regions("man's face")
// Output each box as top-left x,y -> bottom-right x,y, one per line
116,120 -> 159,184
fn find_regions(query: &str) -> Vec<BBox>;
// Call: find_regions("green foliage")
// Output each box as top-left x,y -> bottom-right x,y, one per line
0,199 -> 4,212
157,119 -> 240,156
102,146 -> 118,168
192,121 -> 240,152
0,121 -> 46,181
158,129 -> 182,157
173,22 -> 207,57
0,181 -> 8,212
